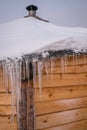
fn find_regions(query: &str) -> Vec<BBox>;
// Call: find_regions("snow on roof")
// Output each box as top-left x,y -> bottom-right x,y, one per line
0,17 -> 87,59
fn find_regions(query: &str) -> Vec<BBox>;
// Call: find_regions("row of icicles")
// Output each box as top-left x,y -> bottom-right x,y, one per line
0,54 -> 87,128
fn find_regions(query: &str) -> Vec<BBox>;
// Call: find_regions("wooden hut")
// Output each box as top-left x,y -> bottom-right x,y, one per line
0,5 -> 87,130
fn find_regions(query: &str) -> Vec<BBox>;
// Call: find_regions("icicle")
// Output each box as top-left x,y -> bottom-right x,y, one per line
0,58 -> 22,128
22,61 -> 26,80
32,60 -> 37,91
45,61 -> 49,79
8,60 -> 16,122
14,59 -> 22,128
80,54 -> 83,65
61,57 -> 65,74
78,55 -> 80,65
75,55 -> 78,66
51,59 -> 54,78
57,58 -> 60,73
25,60 -> 30,82
38,61 -> 43,94
2,60 -> 9,93
73,54 -> 75,66
3,58 -> 22,125
83,54 -> 86,65
15,60 -> 22,100
64,55 -> 67,72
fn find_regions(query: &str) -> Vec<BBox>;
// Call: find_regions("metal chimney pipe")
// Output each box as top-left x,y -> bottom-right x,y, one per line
26,5 -> 38,17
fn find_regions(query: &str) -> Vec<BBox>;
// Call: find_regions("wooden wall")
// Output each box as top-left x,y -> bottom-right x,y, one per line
35,55 -> 87,130
0,65 -> 17,130
0,54 -> 87,130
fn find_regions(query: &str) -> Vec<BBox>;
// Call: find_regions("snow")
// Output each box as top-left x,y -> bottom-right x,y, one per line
0,17 -> 87,59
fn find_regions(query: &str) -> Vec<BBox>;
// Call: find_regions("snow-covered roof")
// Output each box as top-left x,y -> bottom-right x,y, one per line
0,17 -> 87,124
0,17 -> 87,59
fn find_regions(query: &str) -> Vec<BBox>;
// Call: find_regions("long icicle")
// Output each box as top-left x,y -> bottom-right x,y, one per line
14,59 -> 22,129
51,59 -> 54,78
45,60 -> 49,79
32,60 -> 37,91
25,60 -> 30,81
61,57 -> 65,74
2,60 -> 9,93
8,60 -> 16,122
64,55 -> 67,72
38,61 -> 43,95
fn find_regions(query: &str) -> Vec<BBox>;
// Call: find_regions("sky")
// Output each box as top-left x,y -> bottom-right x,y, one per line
0,0 -> 87,27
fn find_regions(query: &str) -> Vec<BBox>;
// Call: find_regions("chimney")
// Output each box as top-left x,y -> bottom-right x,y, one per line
25,5 -> 49,22
26,5 -> 38,17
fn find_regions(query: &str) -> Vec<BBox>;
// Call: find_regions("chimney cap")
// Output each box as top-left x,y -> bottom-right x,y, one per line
26,5 -> 38,11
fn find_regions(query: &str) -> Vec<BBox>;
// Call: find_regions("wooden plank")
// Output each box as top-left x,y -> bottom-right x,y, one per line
0,86 -> 87,104
0,68 -> 11,92
36,108 -> 87,129
0,106 -> 16,116
0,87 -> 6,92
42,73 -> 87,80
0,72 -> 6,92
0,124 -> 17,130
0,93 -> 11,105
0,82 -> 11,92
49,55 -> 87,67
0,116 -> 17,130
0,81 -> 11,93
1,73 -> 87,91
35,73 -> 87,88
42,55 -> 87,70
46,64 -> 87,74
35,97 -> 87,115
35,85 -> 87,102
41,120 -> 87,130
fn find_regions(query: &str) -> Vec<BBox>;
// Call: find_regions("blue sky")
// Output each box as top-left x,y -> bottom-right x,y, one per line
0,0 -> 87,27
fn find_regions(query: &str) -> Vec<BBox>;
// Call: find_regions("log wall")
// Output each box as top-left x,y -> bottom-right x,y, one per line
0,66 -> 17,130
35,55 -> 87,130
0,55 -> 87,130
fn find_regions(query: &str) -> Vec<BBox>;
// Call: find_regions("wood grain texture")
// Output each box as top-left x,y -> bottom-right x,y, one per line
0,106 -> 16,116
0,93 -> 11,105
0,116 -> 17,130
45,64 -> 87,74
0,55 -> 87,130
35,85 -> 87,102
49,55 -> 87,67
41,120 -> 87,130
36,108 -> 87,129
35,73 -> 87,88
0,123 -> 17,130
0,67 -> 11,92
35,97 -> 87,115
